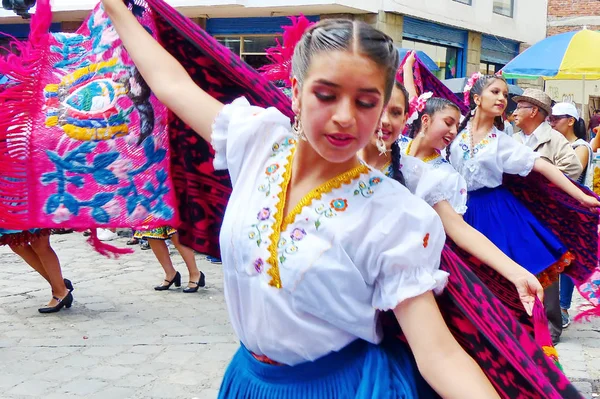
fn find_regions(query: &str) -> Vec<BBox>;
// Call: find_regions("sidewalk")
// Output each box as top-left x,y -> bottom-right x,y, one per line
0,232 -> 598,398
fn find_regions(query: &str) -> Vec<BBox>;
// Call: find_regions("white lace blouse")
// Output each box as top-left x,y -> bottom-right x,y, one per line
448,125 -> 540,191
211,97 -> 449,366
397,136 -> 468,215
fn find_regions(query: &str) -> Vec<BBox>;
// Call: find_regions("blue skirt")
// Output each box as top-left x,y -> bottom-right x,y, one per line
464,186 -> 566,275
218,340 -> 437,399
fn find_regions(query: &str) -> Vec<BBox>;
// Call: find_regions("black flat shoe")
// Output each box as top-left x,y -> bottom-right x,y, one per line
38,292 -> 73,314
183,272 -> 206,293
63,278 -> 74,292
154,271 -> 181,291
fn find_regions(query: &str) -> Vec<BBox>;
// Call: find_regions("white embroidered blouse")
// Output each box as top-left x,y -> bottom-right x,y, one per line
211,98 -> 449,366
448,125 -> 540,191
397,136 -> 468,215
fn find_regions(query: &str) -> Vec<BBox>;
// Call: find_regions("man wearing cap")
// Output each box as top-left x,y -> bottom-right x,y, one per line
512,88 -> 583,345
513,89 -> 583,179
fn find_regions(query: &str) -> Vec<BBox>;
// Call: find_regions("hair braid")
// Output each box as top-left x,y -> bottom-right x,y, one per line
390,140 -> 406,186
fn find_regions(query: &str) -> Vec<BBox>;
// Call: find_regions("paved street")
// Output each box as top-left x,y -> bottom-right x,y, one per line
0,232 -> 599,398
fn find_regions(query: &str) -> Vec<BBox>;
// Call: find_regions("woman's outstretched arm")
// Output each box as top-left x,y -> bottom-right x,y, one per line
102,0 -> 223,143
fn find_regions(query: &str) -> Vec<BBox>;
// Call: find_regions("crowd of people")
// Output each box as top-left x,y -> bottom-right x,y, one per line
1,0 -> 600,397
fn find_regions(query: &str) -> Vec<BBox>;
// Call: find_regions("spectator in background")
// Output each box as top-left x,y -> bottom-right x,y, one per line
512,89 -> 583,345
503,111 -> 515,136
549,102 -> 592,329
589,109 -> 600,139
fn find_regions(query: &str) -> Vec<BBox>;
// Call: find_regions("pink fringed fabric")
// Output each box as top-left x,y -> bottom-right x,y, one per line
0,0 -> 178,236
396,51 -> 469,115
533,299 -> 564,371
504,173 -> 600,322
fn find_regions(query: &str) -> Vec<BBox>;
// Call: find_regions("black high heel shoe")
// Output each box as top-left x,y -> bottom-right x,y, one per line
154,271 -> 181,291
64,278 -> 74,292
183,272 -> 206,293
38,292 -> 73,314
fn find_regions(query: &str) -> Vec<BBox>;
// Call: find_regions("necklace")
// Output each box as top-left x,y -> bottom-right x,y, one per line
463,126 -> 497,159
380,161 -> 391,172
406,140 -> 440,163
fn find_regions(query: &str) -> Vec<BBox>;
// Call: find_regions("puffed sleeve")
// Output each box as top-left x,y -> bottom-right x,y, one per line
497,132 -> 540,176
211,97 -> 292,184
418,165 -> 468,215
362,192 -> 449,311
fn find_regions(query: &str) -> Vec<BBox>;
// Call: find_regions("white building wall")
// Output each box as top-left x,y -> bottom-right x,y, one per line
0,0 -> 547,45
382,0 -> 547,45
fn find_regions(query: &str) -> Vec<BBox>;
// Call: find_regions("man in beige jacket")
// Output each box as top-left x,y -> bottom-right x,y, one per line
513,90 -> 582,179
513,88 -> 583,345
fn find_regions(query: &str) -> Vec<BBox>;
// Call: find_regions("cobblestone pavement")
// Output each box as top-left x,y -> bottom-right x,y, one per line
0,232 -> 598,398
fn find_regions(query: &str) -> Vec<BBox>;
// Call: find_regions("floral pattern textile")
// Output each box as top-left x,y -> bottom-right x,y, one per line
0,1 -> 177,231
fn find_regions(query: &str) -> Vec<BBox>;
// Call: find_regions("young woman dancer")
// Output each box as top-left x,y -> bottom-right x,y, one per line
134,226 -> 206,292
361,89 -> 544,316
103,0 -> 499,396
449,74 -> 599,287
0,229 -> 73,313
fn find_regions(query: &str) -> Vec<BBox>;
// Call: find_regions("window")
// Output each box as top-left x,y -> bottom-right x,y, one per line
453,0 -> 472,4
493,0 -> 514,17
216,34 -> 282,70
403,39 -> 462,79
480,62 -> 497,75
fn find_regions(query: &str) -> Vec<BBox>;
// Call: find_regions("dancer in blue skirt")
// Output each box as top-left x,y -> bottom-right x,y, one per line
103,0 -> 500,396
448,74 -> 599,285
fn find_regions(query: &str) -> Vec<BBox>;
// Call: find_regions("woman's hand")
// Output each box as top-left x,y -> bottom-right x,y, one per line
101,0 -> 124,9
402,51 -> 418,100
507,270 -> 544,316
405,50 -> 416,67
579,193 -> 600,212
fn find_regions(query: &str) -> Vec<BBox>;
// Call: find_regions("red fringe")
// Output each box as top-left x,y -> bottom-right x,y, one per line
0,0 -> 53,229
87,229 -> 134,259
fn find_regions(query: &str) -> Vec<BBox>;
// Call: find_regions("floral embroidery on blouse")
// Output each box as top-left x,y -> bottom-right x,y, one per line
249,136 -> 372,288
459,128 -> 497,160
271,137 -> 296,157
278,227 -> 308,265
384,163 -> 393,178
248,207 -> 272,246
314,198 -> 349,230
354,176 -> 383,198
423,233 -> 430,248
253,258 -> 264,273
259,163 -> 283,196
399,136 -> 449,169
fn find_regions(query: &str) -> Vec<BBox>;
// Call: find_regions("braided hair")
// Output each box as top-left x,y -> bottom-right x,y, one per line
389,81 -> 410,186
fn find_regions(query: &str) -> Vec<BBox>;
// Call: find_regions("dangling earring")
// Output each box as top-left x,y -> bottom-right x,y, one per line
418,123 -> 427,138
376,127 -> 388,155
292,114 -> 307,141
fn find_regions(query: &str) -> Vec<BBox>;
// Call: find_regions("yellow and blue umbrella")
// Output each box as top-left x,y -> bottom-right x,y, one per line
501,28 -> 600,80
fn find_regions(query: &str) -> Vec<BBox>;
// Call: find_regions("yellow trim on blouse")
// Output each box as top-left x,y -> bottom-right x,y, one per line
265,149 -> 369,288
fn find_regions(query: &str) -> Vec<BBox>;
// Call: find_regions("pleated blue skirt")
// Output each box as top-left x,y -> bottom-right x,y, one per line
218,339 -> 437,399
464,186 -> 566,275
